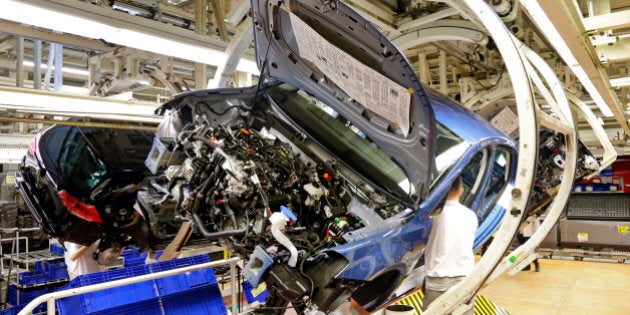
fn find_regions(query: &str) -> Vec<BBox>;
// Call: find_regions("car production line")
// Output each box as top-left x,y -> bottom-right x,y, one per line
1,1 -> 624,313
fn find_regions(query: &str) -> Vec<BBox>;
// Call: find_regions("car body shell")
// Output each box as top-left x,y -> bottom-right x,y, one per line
15,125 -> 153,246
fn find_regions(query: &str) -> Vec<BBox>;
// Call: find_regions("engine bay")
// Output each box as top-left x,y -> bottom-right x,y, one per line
137,87 -> 409,267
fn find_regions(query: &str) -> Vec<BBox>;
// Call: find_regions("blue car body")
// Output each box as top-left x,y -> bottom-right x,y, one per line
330,90 -> 517,282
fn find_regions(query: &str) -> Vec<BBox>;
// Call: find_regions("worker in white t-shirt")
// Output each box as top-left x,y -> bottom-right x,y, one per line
422,176 -> 478,314
64,240 -> 122,280
64,241 -> 106,280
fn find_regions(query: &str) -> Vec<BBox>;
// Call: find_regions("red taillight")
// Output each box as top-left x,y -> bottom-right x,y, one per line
58,190 -> 103,223
28,136 -> 37,155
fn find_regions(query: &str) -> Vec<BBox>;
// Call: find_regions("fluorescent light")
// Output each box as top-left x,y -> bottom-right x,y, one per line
0,0 -> 259,75
22,61 -> 89,76
521,0 -> 613,117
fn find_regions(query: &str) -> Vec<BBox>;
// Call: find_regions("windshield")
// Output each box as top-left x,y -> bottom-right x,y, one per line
57,128 -> 107,193
430,122 -> 470,189
268,83 -> 413,201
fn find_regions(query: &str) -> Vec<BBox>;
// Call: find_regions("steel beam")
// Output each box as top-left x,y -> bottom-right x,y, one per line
0,20 -> 112,52
583,9 -> 630,32
210,17 -> 253,88
2,0 -> 257,72
0,85 -> 161,124
595,38 -> 630,62
225,0 -> 250,25
532,0 -> 628,133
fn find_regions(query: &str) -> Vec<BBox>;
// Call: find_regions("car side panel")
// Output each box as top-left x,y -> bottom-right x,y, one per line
330,137 -> 516,282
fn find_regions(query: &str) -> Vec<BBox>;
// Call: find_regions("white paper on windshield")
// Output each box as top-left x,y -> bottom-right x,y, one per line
289,13 -> 411,137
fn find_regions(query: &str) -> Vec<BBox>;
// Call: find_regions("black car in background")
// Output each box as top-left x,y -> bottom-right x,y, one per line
15,125 -> 154,251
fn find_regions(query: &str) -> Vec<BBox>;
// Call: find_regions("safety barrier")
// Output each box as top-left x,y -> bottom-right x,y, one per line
17,257 -> 241,315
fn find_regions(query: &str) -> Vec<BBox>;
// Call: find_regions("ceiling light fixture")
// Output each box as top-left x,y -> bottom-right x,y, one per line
521,0 -> 614,117
22,61 -> 89,76
1,0 -> 259,75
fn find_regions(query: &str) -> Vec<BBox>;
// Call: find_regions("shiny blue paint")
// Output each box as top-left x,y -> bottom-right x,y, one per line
330,90 -> 518,282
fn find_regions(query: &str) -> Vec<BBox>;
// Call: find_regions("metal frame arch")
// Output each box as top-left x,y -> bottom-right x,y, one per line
567,92 -> 618,172
486,39 -> 579,284
209,17 -> 255,88
391,20 -> 488,51
422,0 -> 537,312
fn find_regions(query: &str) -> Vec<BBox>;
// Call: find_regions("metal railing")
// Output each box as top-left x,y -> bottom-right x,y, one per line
0,227 -> 42,277
18,256 -> 242,315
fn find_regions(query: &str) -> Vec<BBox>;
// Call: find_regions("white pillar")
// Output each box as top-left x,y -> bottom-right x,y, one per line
439,50 -> 447,94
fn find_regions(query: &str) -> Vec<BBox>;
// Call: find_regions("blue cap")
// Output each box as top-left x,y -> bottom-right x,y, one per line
280,205 -> 297,222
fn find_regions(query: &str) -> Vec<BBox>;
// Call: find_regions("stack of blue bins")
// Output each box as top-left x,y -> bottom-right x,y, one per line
120,247 -> 149,268
5,260 -> 71,313
55,254 -> 227,315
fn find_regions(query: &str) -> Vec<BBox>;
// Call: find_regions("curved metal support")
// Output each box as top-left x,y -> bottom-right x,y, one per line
391,20 -> 488,51
210,17 -> 255,88
568,92 -> 618,172
422,0 -> 537,313
462,77 -> 512,111
486,39 -> 578,284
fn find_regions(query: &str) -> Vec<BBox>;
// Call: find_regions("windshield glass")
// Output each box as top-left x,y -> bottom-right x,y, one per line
57,128 -> 107,193
267,83 -> 413,201
430,122 -> 470,189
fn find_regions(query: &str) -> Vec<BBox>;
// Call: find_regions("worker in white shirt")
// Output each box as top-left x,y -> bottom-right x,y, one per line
64,240 -> 122,280
422,176 -> 478,313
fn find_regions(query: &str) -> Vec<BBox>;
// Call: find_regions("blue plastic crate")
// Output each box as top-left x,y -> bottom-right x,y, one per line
48,266 -> 69,281
123,252 -> 148,267
50,243 -> 65,256
0,305 -> 20,315
18,271 -> 48,285
33,261 -> 45,274
121,247 -> 140,257
88,298 -> 162,315
147,255 -> 210,273
161,284 -> 227,315
54,255 -> 216,315
56,280 -> 158,314
7,285 -> 48,313
242,280 -> 269,304
34,261 -> 69,281
155,268 -> 218,296
64,265 -> 149,288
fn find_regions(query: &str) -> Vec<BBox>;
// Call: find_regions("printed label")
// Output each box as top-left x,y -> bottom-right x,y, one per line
289,13 -> 411,136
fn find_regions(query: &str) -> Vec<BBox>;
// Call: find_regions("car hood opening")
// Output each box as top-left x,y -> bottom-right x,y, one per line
251,0 -> 436,205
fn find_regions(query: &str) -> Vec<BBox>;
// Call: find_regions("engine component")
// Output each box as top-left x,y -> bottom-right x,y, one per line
266,263 -> 311,301
270,207 -> 299,267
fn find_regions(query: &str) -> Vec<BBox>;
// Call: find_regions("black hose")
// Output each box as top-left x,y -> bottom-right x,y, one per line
191,213 -> 246,240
